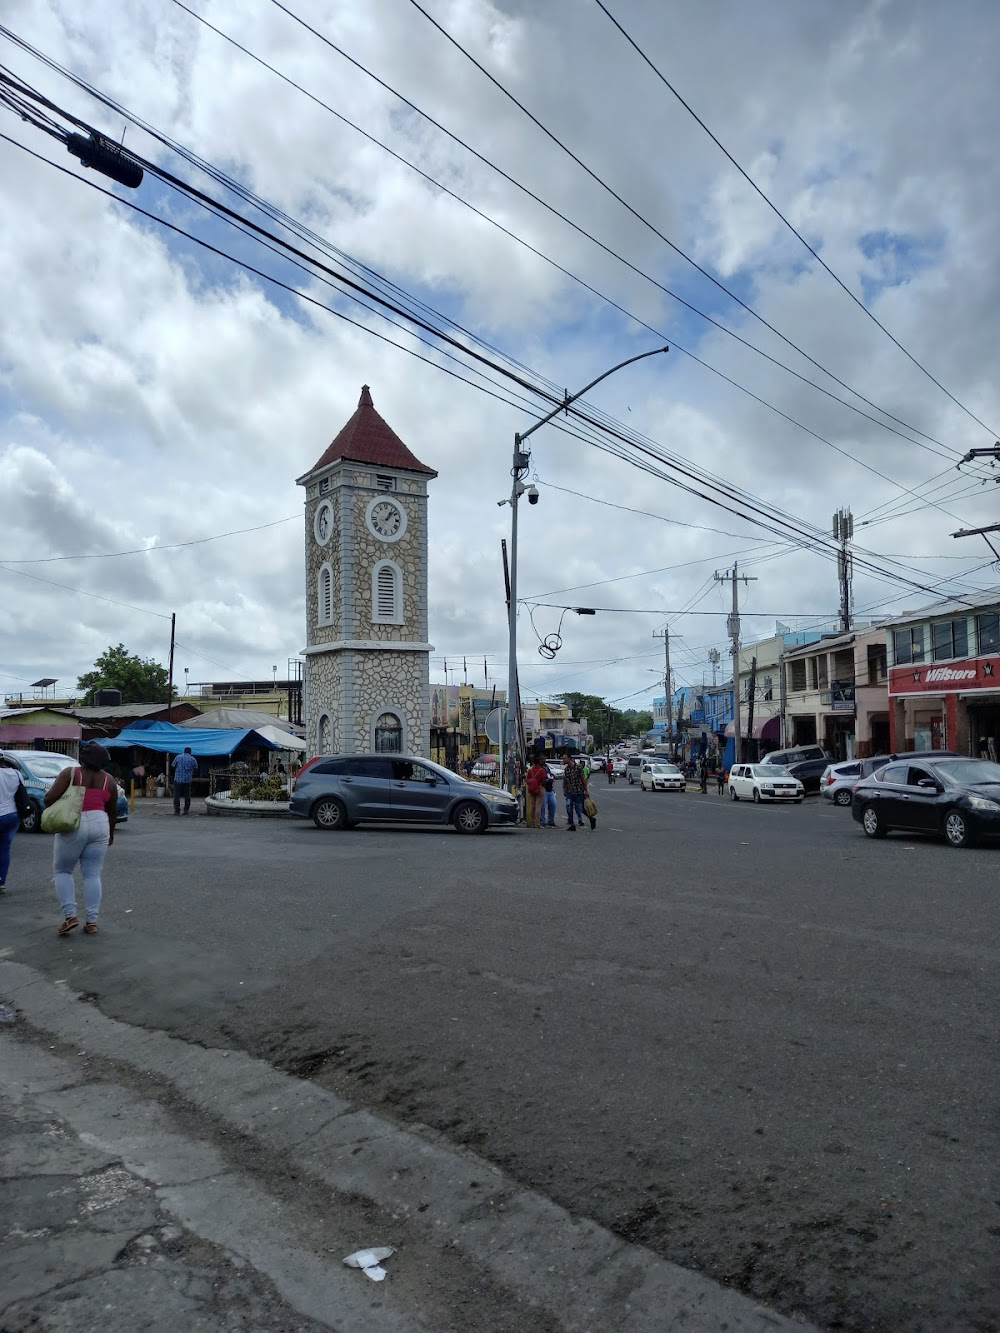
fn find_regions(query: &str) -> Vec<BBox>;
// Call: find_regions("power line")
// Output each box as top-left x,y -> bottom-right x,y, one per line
401,0 -> 985,453
0,89 -> 987,611
221,6 -> 971,466
0,514 -> 300,563
4,18 -> 989,548
593,0 -> 997,439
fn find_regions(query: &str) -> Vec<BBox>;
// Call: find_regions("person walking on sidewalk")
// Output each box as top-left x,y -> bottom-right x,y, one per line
699,758 -> 709,794
717,768 -> 726,795
45,741 -> 117,936
540,764 -> 557,826
171,746 -> 198,815
525,756 -> 548,828
0,755 -> 26,895
563,753 -> 594,831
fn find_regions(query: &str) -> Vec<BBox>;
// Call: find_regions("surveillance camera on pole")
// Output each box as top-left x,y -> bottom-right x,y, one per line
527,484 -> 539,505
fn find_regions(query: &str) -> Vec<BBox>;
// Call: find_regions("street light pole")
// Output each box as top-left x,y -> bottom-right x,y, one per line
504,345 -> 668,789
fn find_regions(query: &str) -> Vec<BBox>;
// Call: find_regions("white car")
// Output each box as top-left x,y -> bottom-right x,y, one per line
728,763 -> 803,804
611,756 -> 628,776
640,760 -> 686,792
545,760 -> 565,779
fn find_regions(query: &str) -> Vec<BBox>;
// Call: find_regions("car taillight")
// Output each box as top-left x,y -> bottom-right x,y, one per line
825,775 -> 835,785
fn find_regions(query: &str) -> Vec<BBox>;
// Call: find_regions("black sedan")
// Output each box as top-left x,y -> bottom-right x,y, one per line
851,755 -> 1000,848
784,757 -> 830,794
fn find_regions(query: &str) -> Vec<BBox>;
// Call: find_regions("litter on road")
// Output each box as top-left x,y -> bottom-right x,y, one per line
343,1246 -> 395,1281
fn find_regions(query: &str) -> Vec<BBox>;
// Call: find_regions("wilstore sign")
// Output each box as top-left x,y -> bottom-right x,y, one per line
889,657 -> 1000,696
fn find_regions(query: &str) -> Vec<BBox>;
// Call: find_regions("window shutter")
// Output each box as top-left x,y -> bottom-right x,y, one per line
319,567 -> 332,624
377,564 -> 397,620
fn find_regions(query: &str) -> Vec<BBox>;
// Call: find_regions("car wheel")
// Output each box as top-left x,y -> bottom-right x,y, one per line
944,809 -> 973,848
752,789 -> 761,804
861,805 -> 886,839
834,788 -> 853,806
729,786 -> 739,801
312,797 -> 347,831
453,800 -> 488,834
795,798 -> 803,805
21,799 -> 41,834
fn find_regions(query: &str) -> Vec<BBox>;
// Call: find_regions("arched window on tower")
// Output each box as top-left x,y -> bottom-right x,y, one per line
318,713 -> 332,753
372,560 -> 402,625
374,712 -> 403,753
317,562 -> 333,627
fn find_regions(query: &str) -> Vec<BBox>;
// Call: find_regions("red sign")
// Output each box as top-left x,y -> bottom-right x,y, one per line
889,656 -> 1000,696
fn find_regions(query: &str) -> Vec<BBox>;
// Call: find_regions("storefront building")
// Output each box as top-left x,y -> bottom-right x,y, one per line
886,594 -> 1000,757
782,626 -> 889,760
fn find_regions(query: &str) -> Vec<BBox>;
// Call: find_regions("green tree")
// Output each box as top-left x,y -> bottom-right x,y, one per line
557,693 -> 628,749
621,709 -> 655,737
77,644 -> 173,705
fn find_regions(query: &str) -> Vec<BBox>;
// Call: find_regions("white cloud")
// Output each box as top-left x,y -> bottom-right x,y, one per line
1,0 -> 998,707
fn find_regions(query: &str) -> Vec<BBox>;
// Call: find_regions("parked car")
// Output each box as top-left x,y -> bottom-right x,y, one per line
0,750 -> 129,832
783,757 -> 832,795
822,751 -> 960,807
289,753 -> 518,833
640,760 -> 686,792
545,759 -> 565,779
852,755 -> 1000,847
728,763 -> 804,803
759,745 -> 829,767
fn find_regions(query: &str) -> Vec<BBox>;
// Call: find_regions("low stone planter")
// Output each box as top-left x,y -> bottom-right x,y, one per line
205,791 -> 291,819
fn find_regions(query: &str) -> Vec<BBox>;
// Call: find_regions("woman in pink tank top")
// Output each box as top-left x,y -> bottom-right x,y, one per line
44,741 -> 118,936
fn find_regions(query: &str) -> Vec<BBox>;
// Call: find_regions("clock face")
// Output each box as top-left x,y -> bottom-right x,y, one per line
366,496 -> 407,542
314,501 -> 333,546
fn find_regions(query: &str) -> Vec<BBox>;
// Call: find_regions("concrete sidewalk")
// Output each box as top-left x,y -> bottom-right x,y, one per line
1,962 -> 816,1332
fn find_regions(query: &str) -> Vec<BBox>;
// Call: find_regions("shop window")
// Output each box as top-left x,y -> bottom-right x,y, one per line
893,627 -> 925,665
931,618 -> 969,661
977,613 -> 1000,655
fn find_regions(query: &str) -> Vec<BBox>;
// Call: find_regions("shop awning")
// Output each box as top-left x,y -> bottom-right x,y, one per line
724,715 -> 780,740
103,721 -> 278,756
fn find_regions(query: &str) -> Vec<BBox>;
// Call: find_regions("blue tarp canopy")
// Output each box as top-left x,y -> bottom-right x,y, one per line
103,721 -> 277,756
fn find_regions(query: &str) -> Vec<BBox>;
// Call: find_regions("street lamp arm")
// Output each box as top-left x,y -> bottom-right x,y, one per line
517,345 -> 668,447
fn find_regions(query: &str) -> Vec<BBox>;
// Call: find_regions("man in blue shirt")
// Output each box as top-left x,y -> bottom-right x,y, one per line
171,747 -> 198,815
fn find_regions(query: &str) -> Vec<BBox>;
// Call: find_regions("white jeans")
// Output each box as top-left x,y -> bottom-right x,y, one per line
53,810 -> 109,923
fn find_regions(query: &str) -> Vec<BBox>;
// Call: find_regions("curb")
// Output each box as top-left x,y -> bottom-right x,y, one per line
0,960 -> 815,1332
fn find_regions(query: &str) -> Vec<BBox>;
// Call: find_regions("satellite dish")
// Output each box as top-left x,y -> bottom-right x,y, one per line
484,707 -> 507,745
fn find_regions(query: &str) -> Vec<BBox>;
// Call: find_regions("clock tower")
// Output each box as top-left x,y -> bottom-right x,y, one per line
297,385 -> 437,756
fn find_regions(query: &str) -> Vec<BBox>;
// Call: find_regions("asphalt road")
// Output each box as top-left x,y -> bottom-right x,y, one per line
2,784 -> 997,1331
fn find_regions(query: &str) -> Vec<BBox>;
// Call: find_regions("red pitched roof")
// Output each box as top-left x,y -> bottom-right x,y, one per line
300,386 -> 437,480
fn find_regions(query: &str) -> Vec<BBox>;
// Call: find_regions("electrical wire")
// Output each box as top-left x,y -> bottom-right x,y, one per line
402,0 -> 990,450
2,37 -> 992,581
12,10 -> 980,499
0,85 -> 991,610
0,514 -> 300,563
195,6 -> 975,467
593,0 -> 997,439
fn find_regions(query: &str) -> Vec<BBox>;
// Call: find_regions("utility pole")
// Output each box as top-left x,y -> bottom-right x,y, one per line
714,564 -> 756,764
653,626 -> 679,746
951,444 -> 1000,558
166,612 -> 176,724
745,656 -> 758,761
833,508 -> 854,632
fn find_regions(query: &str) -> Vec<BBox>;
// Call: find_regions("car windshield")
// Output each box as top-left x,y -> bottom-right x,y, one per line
21,755 -> 75,780
651,764 -> 679,774
932,759 -> 1000,786
757,765 -> 790,776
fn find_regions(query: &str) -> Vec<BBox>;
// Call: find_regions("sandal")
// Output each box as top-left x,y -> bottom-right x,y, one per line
58,916 -> 79,936
83,923 -> 98,935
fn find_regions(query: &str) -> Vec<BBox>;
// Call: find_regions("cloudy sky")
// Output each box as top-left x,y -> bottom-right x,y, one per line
2,0 -> 999,712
